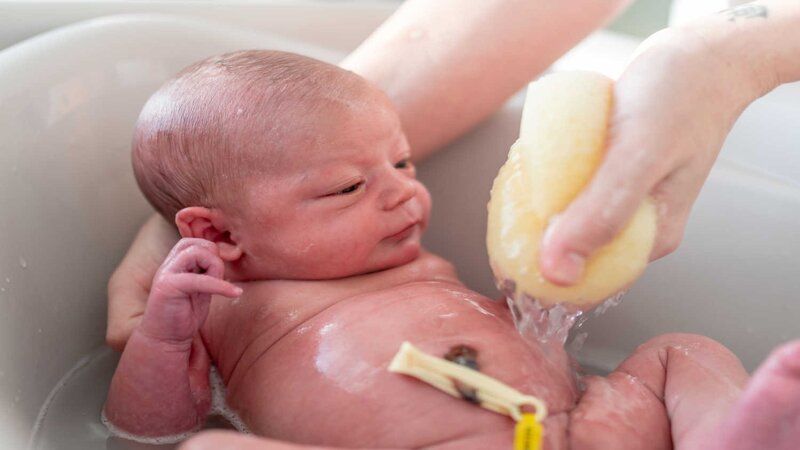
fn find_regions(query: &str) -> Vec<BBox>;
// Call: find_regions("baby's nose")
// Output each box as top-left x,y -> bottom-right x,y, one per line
381,175 -> 417,211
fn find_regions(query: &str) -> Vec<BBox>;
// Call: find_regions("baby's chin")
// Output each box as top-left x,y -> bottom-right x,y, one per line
360,237 -> 423,275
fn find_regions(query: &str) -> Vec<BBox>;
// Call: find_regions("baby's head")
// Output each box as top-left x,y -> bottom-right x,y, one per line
133,50 -> 431,281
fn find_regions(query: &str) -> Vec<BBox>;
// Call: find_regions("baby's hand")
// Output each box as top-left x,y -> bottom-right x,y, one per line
138,238 -> 242,345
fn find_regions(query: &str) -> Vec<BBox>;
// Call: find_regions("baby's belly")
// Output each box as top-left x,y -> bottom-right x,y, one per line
224,282 -> 580,448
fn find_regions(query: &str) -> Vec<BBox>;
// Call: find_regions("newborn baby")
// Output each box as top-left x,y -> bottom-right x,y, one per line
104,50 -> 800,450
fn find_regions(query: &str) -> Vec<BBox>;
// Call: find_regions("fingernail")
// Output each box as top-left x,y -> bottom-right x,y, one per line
233,287 -> 243,296
552,252 -> 585,285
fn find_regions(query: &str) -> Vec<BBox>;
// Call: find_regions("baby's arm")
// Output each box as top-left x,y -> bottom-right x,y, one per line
106,214 -> 178,351
104,238 -> 241,438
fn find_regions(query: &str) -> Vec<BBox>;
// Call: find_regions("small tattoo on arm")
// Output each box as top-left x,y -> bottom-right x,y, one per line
722,4 -> 768,22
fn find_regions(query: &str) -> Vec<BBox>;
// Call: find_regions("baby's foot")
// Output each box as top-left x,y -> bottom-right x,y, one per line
715,340 -> 800,450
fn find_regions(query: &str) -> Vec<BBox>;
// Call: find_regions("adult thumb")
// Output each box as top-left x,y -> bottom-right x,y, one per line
538,141 -> 658,286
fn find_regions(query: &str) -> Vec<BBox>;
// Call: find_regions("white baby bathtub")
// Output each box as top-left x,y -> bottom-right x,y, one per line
1,2 -> 798,449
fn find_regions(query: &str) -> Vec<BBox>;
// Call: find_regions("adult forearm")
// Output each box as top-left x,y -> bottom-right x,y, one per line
676,0 -> 800,103
342,0 -> 630,160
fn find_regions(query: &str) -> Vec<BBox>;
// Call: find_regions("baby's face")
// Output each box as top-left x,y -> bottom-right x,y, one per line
229,88 -> 432,280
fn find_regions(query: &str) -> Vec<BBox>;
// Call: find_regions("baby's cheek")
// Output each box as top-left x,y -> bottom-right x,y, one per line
330,221 -> 378,260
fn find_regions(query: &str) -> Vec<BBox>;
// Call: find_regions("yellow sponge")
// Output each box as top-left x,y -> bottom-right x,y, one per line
486,71 -> 656,308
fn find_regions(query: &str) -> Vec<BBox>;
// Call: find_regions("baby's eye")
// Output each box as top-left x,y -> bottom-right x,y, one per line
394,159 -> 411,169
333,181 -> 363,195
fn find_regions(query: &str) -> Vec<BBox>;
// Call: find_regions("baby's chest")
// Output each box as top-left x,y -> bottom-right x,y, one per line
223,286 -> 578,444
235,284 -> 530,389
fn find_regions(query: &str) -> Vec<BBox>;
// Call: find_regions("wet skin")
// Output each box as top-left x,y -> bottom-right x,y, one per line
200,250 -> 696,449
203,251 -> 569,448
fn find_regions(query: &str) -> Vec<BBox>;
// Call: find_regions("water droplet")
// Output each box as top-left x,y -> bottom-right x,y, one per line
504,287 -> 627,346
0,287 -> 5,292
4,277 -> 9,283
569,332 -> 589,353
506,295 -> 583,345
37,328 -> 42,334
11,166 -> 17,173
19,257 -> 27,269
592,291 -> 626,316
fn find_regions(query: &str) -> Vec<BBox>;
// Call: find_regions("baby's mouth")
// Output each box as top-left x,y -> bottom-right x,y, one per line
386,222 -> 418,241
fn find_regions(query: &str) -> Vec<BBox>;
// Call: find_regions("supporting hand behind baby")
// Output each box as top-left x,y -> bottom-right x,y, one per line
139,238 -> 242,345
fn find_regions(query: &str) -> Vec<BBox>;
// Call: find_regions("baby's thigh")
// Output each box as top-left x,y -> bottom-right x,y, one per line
616,333 -> 748,395
568,333 -> 749,450
567,372 -> 671,450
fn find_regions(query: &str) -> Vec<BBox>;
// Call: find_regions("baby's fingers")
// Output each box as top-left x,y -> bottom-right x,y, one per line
161,238 -> 224,279
161,273 -> 242,299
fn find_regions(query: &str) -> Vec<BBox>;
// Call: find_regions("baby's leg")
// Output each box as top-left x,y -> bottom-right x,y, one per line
713,340 -> 800,450
569,333 -> 748,450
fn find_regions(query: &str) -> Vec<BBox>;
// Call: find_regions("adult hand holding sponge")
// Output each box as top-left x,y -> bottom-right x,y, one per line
487,72 -> 657,309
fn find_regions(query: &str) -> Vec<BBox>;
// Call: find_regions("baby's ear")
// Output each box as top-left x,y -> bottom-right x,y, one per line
175,207 -> 243,262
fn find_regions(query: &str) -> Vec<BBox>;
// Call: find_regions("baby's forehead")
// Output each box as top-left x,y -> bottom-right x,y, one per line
192,59 -> 403,180
236,88 -> 399,157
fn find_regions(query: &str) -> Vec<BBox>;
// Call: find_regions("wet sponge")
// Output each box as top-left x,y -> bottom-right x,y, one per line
486,71 -> 657,308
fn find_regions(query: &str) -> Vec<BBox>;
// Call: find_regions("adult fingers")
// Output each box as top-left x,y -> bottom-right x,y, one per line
538,98 -> 671,286
538,156 -> 656,286
647,156 -> 712,260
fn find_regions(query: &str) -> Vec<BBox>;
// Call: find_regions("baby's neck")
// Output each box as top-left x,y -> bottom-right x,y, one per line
225,250 -> 459,288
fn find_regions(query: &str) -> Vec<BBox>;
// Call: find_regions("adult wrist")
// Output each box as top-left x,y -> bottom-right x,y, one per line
636,26 -> 759,125
672,3 -> 792,103
665,22 -> 768,121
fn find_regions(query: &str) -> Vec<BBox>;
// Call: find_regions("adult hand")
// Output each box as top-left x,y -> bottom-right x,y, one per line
106,214 -> 179,351
538,27 -> 766,285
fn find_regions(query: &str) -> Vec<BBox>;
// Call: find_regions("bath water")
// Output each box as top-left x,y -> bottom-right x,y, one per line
501,280 -> 627,347
30,346 -> 242,450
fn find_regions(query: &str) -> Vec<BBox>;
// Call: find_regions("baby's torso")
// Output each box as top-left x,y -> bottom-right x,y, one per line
201,252 -> 579,448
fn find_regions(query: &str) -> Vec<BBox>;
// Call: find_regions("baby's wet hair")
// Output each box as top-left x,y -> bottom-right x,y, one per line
132,49 -> 364,222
